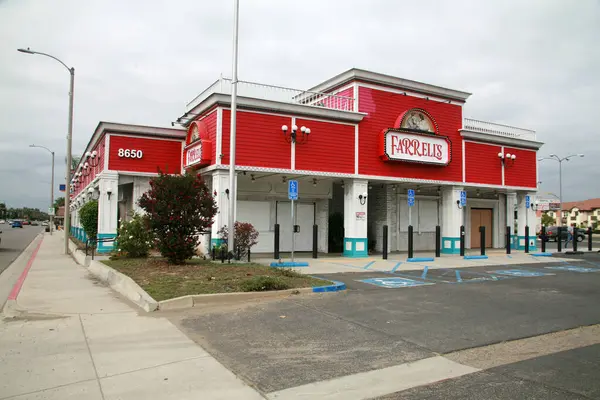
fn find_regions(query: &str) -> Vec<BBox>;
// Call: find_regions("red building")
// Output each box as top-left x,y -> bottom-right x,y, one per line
69,69 -> 542,255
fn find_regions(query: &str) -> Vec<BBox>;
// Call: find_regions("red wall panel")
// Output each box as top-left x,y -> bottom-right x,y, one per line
222,110 -> 291,169
72,135 -> 106,197
203,111 -> 217,165
464,142 -> 502,185
504,147 -> 537,188
357,86 -> 463,181
295,118 -> 355,173
108,135 -> 183,174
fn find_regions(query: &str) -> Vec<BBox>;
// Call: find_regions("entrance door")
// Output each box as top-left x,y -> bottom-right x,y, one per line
276,202 -> 315,252
470,208 -> 493,248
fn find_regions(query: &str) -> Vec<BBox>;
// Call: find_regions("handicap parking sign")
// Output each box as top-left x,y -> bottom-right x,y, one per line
490,269 -> 553,277
460,190 -> 467,206
358,277 -> 434,288
407,189 -> 415,207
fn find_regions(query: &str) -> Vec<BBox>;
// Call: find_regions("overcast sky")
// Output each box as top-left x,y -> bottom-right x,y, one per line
1,0 -> 598,210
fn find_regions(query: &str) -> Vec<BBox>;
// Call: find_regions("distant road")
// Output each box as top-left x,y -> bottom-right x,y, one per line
0,225 -> 44,275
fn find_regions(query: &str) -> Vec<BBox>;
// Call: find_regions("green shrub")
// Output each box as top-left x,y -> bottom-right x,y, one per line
79,200 -> 99,240
273,268 -> 302,278
117,214 -> 153,258
241,276 -> 291,292
217,222 -> 259,257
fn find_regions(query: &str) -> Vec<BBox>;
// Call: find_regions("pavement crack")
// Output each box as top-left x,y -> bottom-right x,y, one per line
78,314 -> 106,400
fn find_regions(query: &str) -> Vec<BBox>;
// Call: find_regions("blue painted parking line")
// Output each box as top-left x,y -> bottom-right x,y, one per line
545,265 -> 600,273
464,255 -> 489,260
455,270 -> 462,282
390,262 -> 402,273
421,266 -> 429,280
270,262 -> 309,267
363,261 -> 375,270
358,277 -> 435,289
490,269 -> 555,277
531,252 -> 553,257
407,257 -> 434,262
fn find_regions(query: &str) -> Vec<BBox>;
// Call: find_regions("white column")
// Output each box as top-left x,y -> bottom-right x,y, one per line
440,186 -> 464,254
343,179 -> 368,257
97,172 -> 119,253
516,192 -> 537,250
315,199 -> 329,253
132,176 -> 151,215
211,170 -> 236,249
506,192 -> 517,249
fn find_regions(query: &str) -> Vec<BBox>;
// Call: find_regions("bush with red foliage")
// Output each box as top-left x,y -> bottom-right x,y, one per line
217,222 -> 259,257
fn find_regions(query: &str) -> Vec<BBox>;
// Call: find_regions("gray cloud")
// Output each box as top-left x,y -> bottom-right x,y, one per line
1,0 -> 598,208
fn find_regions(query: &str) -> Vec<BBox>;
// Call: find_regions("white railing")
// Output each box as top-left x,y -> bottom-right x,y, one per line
185,77 -> 355,113
463,118 -> 536,141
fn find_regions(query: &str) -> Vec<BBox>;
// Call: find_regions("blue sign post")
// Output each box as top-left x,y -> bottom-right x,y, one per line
525,195 -> 531,209
288,180 -> 299,261
59,184 -> 66,192
407,189 -> 415,226
460,190 -> 467,207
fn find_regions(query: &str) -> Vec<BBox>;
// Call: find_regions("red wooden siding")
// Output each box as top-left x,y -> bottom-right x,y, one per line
222,110 -> 291,169
203,111 -> 217,165
108,135 -> 183,174
357,86 -> 463,181
295,118 -> 355,173
464,142 -> 502,185
504,147 -> 537,188
72,136 -> 106,196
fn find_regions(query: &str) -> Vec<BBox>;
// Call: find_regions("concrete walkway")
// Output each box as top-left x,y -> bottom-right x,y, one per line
0,233 -> 264,400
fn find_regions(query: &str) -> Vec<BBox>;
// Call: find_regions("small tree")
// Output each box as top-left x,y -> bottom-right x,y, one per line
541,213 -> 555,227
217,222 -> 259,257
116,214 -> 153,258
138,172 -> 217,264
79,200 -> 99,241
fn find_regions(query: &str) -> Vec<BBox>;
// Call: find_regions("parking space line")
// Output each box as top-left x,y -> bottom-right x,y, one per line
391,262 -> 402,273
455,270 -> 462,283
363,261 -> 375,270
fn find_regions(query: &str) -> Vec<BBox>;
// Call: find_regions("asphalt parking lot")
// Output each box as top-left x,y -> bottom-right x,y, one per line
169,255 -> 600,398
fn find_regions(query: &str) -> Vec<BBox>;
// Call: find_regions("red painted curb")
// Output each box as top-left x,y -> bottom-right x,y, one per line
7,237 -> 44,301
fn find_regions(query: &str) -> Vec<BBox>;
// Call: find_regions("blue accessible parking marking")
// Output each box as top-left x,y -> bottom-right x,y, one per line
358,277 -> 435,288
545,265 -> 600,273
490,269 -> 554,277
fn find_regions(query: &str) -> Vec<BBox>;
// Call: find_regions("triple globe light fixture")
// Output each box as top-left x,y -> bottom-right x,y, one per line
70,150 -> 102,209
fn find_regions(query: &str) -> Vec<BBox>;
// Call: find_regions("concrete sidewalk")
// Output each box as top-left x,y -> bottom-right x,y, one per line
0,233 -> 264,400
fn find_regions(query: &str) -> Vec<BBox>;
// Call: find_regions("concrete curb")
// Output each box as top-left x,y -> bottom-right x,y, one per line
270,262 -> 309,267
407,257 -> 434,262
86,260 -> 159,312
311,279 -> 346,293
68,239 -> 91,267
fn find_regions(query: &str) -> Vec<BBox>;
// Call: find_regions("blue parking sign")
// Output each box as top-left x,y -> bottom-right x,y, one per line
460,190 -> 467,206
407,189 -> 415,207
288,180 -> 298,200
525,195 -> 531,209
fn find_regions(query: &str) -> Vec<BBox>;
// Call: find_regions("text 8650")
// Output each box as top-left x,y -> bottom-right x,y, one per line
117,149 -> 143,158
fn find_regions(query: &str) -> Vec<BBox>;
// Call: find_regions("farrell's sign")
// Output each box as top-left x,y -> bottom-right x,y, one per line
380,129 -> 451,166
184,140 -> 211,168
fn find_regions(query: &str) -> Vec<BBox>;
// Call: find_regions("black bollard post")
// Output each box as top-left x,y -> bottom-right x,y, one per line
408,225 -> 414,259
460,225 -> 465,256
220,247 -> 225,263
506,226 -> 511,254
274,224 -> 280,260
435,225 -> 441,258
480,226 -> 486,256
525,226 -> 530,253
382,225 -> 388,260
573,227 -> 578,252
237,246 -> 241,261
541,226 -> 546,253
312,224 -> 318,259
588,227 -> 593,251
557,226 -> 562,252
248,247 -> 251,262
212,246 -> 216,260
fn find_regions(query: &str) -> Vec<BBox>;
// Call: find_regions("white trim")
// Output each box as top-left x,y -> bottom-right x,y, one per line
291,117 -> 296,170
463,139 -> 503,147
357,82 -> 465,106
460,130 -> 543,150
221,107 -> 358,127
329,83 -> 355,97
354,125 -> 359,175
104,135 -> 110,171
461,139 -> 466,183
181,141 -> 185,174
114,171 -> 163,178
501,146 -> 505,186
216,107 -> 223,165
353,82 -> 359,113
197,164 -> 537,191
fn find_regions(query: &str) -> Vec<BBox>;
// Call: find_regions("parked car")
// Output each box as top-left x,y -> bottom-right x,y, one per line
11,221 -> 23,228
41,221 -> 49,226
0,219 -> 5,224
539,226 -> 585,242
22,220 -> 30,225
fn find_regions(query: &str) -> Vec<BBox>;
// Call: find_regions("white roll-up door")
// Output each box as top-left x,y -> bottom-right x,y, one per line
276,202 -> 315,252
236,200 -> 273,253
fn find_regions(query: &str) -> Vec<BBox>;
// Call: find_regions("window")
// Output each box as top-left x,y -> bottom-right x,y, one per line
571,216 -> 577,221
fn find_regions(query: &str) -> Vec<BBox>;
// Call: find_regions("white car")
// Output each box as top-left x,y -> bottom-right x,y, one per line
0,220 -> 5,224
41,221 -> 49,226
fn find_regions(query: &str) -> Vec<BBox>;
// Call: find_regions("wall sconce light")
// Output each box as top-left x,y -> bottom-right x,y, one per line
312,178 -> 317,187
281,124 -> 311,144
341,180 -> 345,188
106,187 -> 112,201
358,192 -> 368,205
86,150 -> 99,168
251,174 -> 255,183
87,187 -> 94,198
476,189 -> 481,197
282,176 -> 287,183
225,188 -> 230,199
498,152 -> 516,166
456,200 -> 463,210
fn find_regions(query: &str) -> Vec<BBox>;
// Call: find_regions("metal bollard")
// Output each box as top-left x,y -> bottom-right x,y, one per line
541,226 -> 546,253
460,225 -> 465,256
212,246 -> 216,260
506,226 -> 511,254
557,227 -> 562,252
382,225 -> 388,260
573,227 -> 578,252
480,226 -> 486,256
408,225 -> 414,259
237,246 -> 241,261
525,226 -> 530,253
312,224 -> 318,259
220,247 -> 225,263
247,247 -> 251,262
274,224 -> 280,260
435,225 -> 441,258
588,227 -> 593,251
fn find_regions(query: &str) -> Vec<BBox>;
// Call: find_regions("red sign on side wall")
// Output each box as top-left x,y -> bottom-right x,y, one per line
108,135 -> 183,174
184,140 -> 212,169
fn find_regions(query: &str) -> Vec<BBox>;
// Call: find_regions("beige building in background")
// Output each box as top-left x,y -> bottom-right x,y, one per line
543,198 -> 600,227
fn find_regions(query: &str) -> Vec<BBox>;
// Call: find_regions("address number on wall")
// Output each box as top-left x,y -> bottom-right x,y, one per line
117,149 -> 143,158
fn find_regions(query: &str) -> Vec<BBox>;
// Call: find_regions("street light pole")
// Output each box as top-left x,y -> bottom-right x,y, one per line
29,145 -> 55,235
228,0 -> 240,254
538,153 -> 584,227
18,47 -> 75,254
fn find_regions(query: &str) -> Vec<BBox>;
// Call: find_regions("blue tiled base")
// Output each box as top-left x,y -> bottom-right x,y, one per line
515,236 -> 537,251
343,237 -> 368,257
210,238 -> 225,249
96,233 -> 117,253
441,237 -> 461,254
